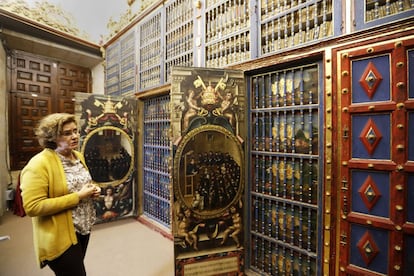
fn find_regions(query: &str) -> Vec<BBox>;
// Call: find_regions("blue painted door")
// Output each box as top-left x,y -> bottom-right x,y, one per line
338,37 -> 414,275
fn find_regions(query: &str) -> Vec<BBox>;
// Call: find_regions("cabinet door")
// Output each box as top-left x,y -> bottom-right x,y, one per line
338,37 -> 414,275
170,67 -> 246,276
9,92 -> 52,169
56,62 -> 91,114
8,51 -> 91,169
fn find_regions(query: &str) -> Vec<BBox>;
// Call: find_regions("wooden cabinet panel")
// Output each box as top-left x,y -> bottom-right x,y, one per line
9,92 -> 51,169
337,37 -> 414,275
57,62 -> 91,97
12,52 -> 55,96
9,51 -> 91,170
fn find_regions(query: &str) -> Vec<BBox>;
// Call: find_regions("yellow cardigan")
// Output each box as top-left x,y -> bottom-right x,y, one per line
21,148 -> 87,268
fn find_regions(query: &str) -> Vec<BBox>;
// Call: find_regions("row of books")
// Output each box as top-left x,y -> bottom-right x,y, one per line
139,66 -> 161,90
251,197 -> 317,251
165,54 -> 193,82
261,20 -> 333,54
251,109 -> 319,152
206,51 -> 250,67
106,70 -> 119,87
120,77 -> 135,94
260,4 -> 332,38
106,84 -> 119,95
140,13 -> 161,47
106,32 -> 136,96
165,0 -> 194,32
120,31 -> 135,56
250,234 -> 317,275
166,24 -> 194,59
206,31 -> 250,66
143,192 -> 171,226
251,64 -> 319,108
261,0 -> 332,21
106,42 -> 120,68
365,0 -> 413,21
252,155 -> 318,204
140,40 -> 161,70
143,169 -> 171,200
121,55 -> 135,75
144,123 -> 171,146
205,0 -> 250,43
143,146 -> 170,174
143,95 -> 170,121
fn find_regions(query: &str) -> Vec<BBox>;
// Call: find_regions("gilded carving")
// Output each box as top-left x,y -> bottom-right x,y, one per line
0,0 -> 88,40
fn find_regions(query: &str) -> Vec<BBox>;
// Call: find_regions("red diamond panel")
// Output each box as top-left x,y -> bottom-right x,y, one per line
359,119 -> 382,155
357,231 -> 379,265
359,61 -> 383,99
358,175 -> 381,211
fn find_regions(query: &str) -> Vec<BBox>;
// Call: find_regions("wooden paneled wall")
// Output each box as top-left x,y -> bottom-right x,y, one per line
8,50 -> 91,170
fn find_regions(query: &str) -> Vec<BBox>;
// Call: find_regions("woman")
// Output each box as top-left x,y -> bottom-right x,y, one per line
20,113 -> 101,276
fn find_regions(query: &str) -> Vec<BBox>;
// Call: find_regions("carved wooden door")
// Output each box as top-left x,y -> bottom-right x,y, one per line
338,37 -> 414,275
8,50 -> 91,169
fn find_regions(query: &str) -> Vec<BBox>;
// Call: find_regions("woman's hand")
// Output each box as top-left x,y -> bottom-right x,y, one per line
77,183 -> 101,200
92,185 -> 101,198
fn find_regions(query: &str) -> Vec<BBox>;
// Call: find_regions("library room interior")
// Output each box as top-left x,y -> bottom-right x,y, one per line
0,0 -> 414,275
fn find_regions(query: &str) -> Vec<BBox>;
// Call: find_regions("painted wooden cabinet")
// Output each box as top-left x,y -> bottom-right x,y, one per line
336,35 -> 414,275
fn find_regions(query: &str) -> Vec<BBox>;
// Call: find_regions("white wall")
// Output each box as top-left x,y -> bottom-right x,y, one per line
92,62 -> 105,94
0,43 -> 9,216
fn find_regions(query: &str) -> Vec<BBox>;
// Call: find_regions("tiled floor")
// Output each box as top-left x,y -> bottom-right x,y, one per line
0,211 -> 174,276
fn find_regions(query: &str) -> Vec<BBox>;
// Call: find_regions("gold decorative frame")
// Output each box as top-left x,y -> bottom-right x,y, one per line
173,124 -> 244,220
81,125 -> 134,188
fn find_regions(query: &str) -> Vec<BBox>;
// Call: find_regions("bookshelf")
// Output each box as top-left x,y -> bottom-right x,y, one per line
260,0 -> 333,55
139,10 -> 163,90
143,95 -> 171,227
355,0 -> 414,29
205,0 -> 251,67
249,63 -> 322,275
120,29 -> 137,95
105,41 -> 121,95
165,0 -> 194,83
105,28 -> 137,96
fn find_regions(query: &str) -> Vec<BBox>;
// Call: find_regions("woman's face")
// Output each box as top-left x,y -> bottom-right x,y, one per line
55,122 -> 79,152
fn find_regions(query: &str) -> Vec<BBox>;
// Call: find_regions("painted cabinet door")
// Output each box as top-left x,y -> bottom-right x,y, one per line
338,37 -> 414,275
76,94 -> 137,224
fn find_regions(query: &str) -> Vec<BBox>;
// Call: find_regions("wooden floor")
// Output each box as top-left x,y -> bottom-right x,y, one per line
0,210 -> 174,276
